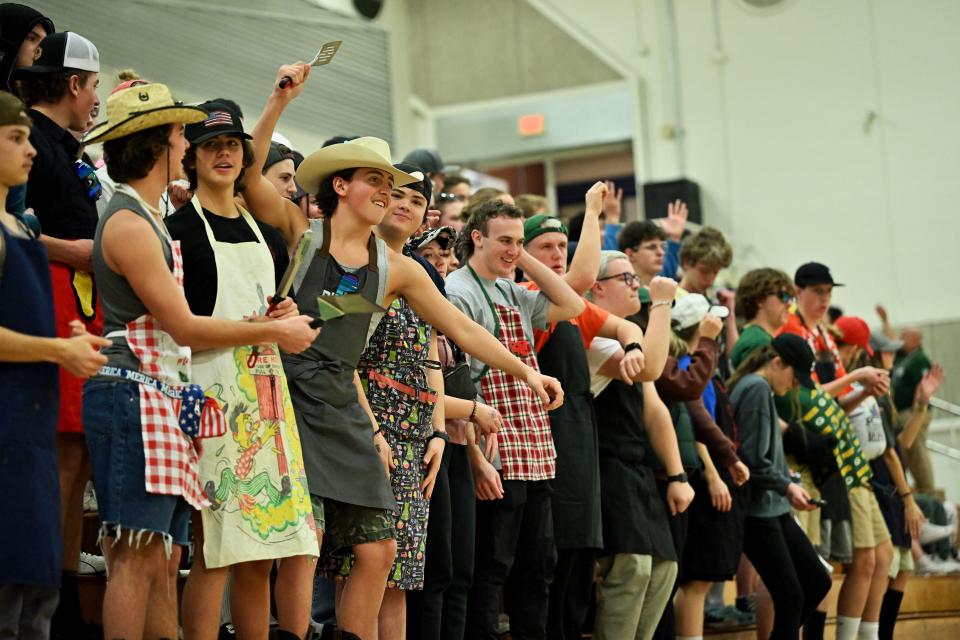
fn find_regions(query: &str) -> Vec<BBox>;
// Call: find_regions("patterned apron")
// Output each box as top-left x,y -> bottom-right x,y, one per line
467,266 -> 555,482
188,198 -> 318,568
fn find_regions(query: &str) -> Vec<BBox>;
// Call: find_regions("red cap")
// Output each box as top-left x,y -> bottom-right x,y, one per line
835,316 -> 874,356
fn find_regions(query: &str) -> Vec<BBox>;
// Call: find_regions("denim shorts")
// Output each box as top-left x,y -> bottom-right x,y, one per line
83,378 -> 192,548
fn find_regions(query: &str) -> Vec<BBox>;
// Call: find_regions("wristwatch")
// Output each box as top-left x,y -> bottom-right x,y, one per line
623,342 -> 642,354
429,431 -> 450,443
667,472 -> 689,484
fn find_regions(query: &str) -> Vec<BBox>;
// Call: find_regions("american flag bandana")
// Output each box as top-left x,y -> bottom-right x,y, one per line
204,110 -> 234,128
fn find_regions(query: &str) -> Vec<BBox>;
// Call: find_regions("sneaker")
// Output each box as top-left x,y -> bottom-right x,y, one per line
914,554 -> 946,574
78,551 -> 106,575
82,481 -> 98,513
932,557 -> 960,573
919,521 -> 957,545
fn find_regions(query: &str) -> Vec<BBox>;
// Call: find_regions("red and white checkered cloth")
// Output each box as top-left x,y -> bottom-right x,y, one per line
479,302 -> 556,482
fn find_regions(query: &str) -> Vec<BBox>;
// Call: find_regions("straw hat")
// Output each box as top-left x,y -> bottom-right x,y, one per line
84,83 -> 206,144
295,136 -> 418,194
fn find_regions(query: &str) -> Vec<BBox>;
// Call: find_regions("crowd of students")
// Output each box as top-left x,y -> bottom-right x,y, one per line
0,7 -> 953,640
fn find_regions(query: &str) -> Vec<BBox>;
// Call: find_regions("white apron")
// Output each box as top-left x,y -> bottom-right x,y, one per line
190,197 -> 318,568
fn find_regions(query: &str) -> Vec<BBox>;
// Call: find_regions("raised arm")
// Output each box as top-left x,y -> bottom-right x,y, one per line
642,276 -> 678,379
244,64 -> 313,246
516,250 -> 583,323
564,181 -> 606,295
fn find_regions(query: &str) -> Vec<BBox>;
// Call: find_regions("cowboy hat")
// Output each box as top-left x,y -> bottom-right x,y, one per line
83,82 -> 206,144
295,136 -> 418,194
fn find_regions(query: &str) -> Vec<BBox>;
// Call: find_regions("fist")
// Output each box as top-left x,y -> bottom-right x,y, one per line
699,314 -> 724,340
648,276 -> 678,304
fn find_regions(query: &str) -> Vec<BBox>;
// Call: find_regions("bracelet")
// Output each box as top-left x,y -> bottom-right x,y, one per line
623,342 -> 642,354
650,300 -> 672,310
899,490 -> 913,498
469,400 -> 478,422
915,402 -> 929,412
372,428 -> 383,440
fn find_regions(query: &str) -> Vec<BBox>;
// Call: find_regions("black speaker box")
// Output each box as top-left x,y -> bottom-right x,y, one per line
643,178 -> 701,224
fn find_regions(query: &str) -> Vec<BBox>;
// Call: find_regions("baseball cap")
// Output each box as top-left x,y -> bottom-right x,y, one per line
393,162 -> 432,203
870,328 -> 903,354
794,262 -> 844,288
771,333 -> 816,389
834,316 -> 874,356
184,99 -> 251,145
524,214 -> 568,245
0,92 -> 31,127
264,141 -> 296,172
12,31 -> 98,77
403,148 -> 443,175
670,293 -> 729,330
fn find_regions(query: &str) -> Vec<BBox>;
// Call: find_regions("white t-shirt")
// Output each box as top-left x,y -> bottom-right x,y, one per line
587,337 -> 622,397
847,383 -> 887,461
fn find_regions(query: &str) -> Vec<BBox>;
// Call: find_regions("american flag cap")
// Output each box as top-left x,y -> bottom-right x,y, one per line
184,98 -> 252,145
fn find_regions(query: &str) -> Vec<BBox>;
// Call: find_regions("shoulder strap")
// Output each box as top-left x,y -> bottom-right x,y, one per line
466,264 -> 502,382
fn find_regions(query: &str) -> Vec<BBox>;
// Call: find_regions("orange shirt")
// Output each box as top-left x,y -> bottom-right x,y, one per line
520,281 -> 610,353
777,313 -> 848,383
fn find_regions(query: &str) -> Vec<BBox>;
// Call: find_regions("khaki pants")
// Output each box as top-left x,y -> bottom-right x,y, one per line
899,408 -> 935,494
594,553 -> 677,640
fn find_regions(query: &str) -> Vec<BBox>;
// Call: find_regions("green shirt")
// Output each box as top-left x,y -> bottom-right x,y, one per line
731,324 -> 773,370
798,386 -> 873,489
892,348 -> 931,411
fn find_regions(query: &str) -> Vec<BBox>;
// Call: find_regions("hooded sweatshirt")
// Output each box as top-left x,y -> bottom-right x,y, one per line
0,3 -> 54,92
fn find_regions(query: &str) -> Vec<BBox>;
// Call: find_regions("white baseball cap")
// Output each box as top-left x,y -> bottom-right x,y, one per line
671,293 -> 729,330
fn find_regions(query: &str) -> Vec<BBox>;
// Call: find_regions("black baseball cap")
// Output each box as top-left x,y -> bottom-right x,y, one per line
771,333 -> 816,389
403,148 -> 443,175
794,262 -> 844,288
184,99 -> 252,145
12,31 -> 98,77
393,162 -> 432,203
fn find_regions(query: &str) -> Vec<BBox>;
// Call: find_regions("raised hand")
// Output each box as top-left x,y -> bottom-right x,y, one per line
601,180 -> 622,222
698,314 -> 724,340
660,199 -> 688,241
273,63 -> 312,102
648,276 -> 678,304
585,181 -> 609,217
916,363 -> 944,405
875,304 -> 889,323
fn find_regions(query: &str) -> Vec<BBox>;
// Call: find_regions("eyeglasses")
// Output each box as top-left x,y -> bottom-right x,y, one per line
74,159 -> 101,202
634,241 -> 666,253
437,192 -> 465,203
598,272 -> 641,287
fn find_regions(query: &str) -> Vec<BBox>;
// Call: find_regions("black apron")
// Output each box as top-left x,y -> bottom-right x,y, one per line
595,378 -> 676,560
283,217 -> 395,511
0,223 -> 61,587
536,321 -> 602,550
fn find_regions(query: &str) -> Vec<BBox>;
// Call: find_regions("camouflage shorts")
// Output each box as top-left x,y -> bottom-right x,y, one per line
310,494 -> 394,559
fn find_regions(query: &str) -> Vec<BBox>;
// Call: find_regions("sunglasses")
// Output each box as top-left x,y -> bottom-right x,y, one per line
776,290 -> 795,304
437,192 -> 465,203
74,159 -> 102,202
335,271 -> 360,296
598,271 -> 641,287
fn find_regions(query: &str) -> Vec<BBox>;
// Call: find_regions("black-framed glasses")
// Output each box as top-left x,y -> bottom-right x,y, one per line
74,159 -> 101,202
598,272 -> 641,287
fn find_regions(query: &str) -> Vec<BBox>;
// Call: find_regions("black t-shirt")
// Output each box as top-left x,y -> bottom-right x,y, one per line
165,205 -> 289,317
25,110 -> 99,240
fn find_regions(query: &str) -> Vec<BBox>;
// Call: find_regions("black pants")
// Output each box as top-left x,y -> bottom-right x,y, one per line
407,444 -> 476,640
466,479 -> 557,640
743,514 -> 832,640
546,547 -> 596,640
651,478 -> 690,640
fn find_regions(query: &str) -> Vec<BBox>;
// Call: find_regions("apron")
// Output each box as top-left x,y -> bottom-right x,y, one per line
188,198 -> 318,568
594,379 -> 676,560
105,185 -> 208,509
468,266 -> 555,482
283,216 -> 395,511
536,320 -> 601,549
0,222 -> 61,587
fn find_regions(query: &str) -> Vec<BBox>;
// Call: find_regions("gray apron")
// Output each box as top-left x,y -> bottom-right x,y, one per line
282,216 -> 396,511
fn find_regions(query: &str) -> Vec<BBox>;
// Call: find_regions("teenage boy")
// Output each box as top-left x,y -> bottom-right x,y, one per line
521,194 -> 675,639
13,30 -> 103,635
0,90 -> 108,640
676,226 -> 739,359
730,267 -> 795,369
778,262 -> 889,411
444,198 -> 584,639
242,64 -> 565,640
616,199 -> 689,285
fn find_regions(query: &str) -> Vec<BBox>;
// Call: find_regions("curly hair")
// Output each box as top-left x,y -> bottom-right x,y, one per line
458,199 -> 523,260
16,69 -> 95,106
181,137 -> 256,194
618,220 -> 666,251
679,226 -> 733,270
313,168 -> 357,218
102,124 -> 172,184
736,268 -> 795,321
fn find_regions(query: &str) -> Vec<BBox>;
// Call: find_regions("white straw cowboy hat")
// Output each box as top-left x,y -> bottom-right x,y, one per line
295,136 -> 418,194
83,83 -> 206,144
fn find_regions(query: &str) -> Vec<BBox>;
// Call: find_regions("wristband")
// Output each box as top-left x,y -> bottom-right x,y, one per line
650,300 -> 672,310
666,472 -> 688,484
623,342 -> 642,354
429,431 -> 450,443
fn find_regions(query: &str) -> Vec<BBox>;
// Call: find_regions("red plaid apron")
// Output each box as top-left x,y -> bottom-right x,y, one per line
115,240 -> 209,510
469,268 -> 555,481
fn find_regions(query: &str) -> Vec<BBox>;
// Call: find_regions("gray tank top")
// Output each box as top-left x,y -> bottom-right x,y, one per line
93,190 -> 173,371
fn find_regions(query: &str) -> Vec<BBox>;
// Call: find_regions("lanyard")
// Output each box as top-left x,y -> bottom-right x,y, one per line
466,264 -> 513,381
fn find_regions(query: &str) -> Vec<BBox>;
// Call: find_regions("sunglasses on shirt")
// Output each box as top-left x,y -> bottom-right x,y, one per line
74,159 -> 102,202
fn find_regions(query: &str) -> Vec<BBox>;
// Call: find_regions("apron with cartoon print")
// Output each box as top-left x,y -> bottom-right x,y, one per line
188,198 -> 317,568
